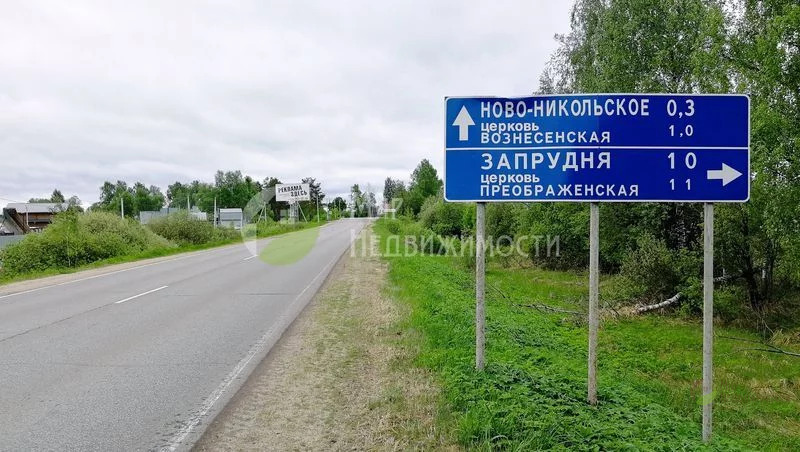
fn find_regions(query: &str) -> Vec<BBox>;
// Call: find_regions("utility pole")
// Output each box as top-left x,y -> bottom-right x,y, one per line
213,197 -> 217,227
120,197 -> 124,218
187,195 -> 190,211
316,196 -> 320,222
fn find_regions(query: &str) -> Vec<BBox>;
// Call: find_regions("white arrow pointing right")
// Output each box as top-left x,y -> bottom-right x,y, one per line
707,163 -> 742,186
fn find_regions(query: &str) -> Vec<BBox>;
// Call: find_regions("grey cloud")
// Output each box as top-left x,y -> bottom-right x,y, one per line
0,1 -> 571,204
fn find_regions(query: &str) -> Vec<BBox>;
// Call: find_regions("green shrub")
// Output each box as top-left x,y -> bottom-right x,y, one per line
147,211 -> 237,245
403,222 -> 447,255
0,211 -> 173,276
419,196 -> 467,237
383,218 -> 404,235
485,203 -> 521,239
618,234 -> 700,305
518,203 -> 589,270
460,204 -> 476,236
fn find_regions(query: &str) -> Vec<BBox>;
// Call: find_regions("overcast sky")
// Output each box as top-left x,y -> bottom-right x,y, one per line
0,1 -> 572,206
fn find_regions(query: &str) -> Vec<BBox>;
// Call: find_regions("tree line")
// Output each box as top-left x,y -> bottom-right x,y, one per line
537,0 -> 799,318
385,0 -> 799,332
83,171 -> 330,221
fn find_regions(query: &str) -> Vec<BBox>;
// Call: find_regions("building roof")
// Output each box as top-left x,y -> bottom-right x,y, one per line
219,208 -> 243,221
4,203 -> 69,214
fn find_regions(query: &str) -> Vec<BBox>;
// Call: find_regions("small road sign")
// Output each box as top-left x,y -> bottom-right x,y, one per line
444,94 -> 749,202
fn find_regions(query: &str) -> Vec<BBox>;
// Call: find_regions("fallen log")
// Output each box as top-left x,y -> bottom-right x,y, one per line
634,292 -> 682,314
633,274 -> 737,314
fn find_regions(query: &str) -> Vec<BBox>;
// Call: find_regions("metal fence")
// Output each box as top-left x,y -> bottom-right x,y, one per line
0,235 -> 25,250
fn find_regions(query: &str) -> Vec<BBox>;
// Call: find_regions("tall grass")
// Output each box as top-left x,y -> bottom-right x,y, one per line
374,219 -> 800,451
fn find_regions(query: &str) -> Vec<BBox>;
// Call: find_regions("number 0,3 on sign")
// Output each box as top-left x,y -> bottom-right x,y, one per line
443,94 -> 750,203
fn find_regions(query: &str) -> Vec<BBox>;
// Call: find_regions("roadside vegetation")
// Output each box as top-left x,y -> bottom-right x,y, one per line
254,218 -> 324,238
0,211 -> 174,277
146,211 -> 239,246
0,210 -> 328,284
375,218 -> 800,450
383,0 -> 800,339
371,2 -> 800,447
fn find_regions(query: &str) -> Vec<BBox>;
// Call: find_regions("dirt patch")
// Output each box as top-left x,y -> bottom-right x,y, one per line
194,227 -> 455,451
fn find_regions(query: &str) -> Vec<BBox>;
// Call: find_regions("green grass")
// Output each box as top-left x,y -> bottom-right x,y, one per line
374,219 -> 800,451
255,219 -> 326,239
0,220 -> 330,287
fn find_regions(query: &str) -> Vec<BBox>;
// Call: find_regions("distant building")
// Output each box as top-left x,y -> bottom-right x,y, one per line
1,203 -> 69,234
139,207 -> 208,225
218,208 -> 243,230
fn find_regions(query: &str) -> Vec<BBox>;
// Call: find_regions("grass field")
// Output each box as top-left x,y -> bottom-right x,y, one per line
374,220 -> 800,451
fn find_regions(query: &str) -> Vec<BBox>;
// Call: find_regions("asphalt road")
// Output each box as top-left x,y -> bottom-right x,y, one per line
0,219 -> 369,451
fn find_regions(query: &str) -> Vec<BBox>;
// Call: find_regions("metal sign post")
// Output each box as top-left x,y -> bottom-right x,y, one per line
475,202 -> 486,370
702,203 -> 714,441
588,202 -> 600,405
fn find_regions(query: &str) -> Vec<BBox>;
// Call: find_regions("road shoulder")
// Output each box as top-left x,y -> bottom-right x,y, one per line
194,226 -> 455,451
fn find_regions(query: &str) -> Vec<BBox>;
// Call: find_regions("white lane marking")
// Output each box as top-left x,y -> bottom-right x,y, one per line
114,286 -> 169,305
162,223 -> 365,452
242,255 -> 258,261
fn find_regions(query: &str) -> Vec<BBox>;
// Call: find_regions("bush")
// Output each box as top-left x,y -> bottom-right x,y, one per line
517,203 -> 589,270
401,222 -> 447,255
0,211 -> 173,276
485,203 -> 521,239
419,196 -> 467,237
618,234 -> 700,305
147,211 -> 238,245
382,218 -> 404,235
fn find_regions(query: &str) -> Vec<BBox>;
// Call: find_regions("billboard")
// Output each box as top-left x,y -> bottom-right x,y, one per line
276,183 -> 311,202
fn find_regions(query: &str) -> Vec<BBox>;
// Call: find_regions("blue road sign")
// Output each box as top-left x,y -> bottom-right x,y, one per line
444,94 -> 749,202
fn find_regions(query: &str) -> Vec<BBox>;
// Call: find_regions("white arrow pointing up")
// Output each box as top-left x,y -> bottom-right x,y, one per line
707,163 -> 742,186
452,106 -> 475,141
